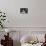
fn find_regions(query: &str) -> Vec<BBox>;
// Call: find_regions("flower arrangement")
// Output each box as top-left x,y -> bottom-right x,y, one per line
0,10 -> 6,28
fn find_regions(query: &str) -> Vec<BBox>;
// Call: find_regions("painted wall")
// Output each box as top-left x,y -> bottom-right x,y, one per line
0,0 -> 46,46
0,0 -> 46,27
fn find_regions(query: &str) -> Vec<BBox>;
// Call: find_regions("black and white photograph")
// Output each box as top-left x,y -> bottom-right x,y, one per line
20,8 -> 28,14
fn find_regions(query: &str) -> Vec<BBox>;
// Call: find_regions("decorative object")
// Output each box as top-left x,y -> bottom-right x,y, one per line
1,31 -> 13,46
20,8 -> 28,14
5,29 -> 10,33
0,10 -> 6,28
5,29 -> 10,36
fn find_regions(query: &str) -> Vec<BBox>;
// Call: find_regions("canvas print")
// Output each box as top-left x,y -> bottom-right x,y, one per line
20,8 -> 28,14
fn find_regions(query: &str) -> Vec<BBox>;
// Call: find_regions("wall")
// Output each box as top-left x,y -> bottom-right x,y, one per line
0,0 -> 46,46
0,0 -> 46,27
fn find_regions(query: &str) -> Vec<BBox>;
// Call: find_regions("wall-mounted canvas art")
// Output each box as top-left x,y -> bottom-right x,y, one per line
20,8 -> 28,14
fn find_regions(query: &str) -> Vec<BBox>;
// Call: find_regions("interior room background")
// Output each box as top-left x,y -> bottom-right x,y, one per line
0,0 -> 46,46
